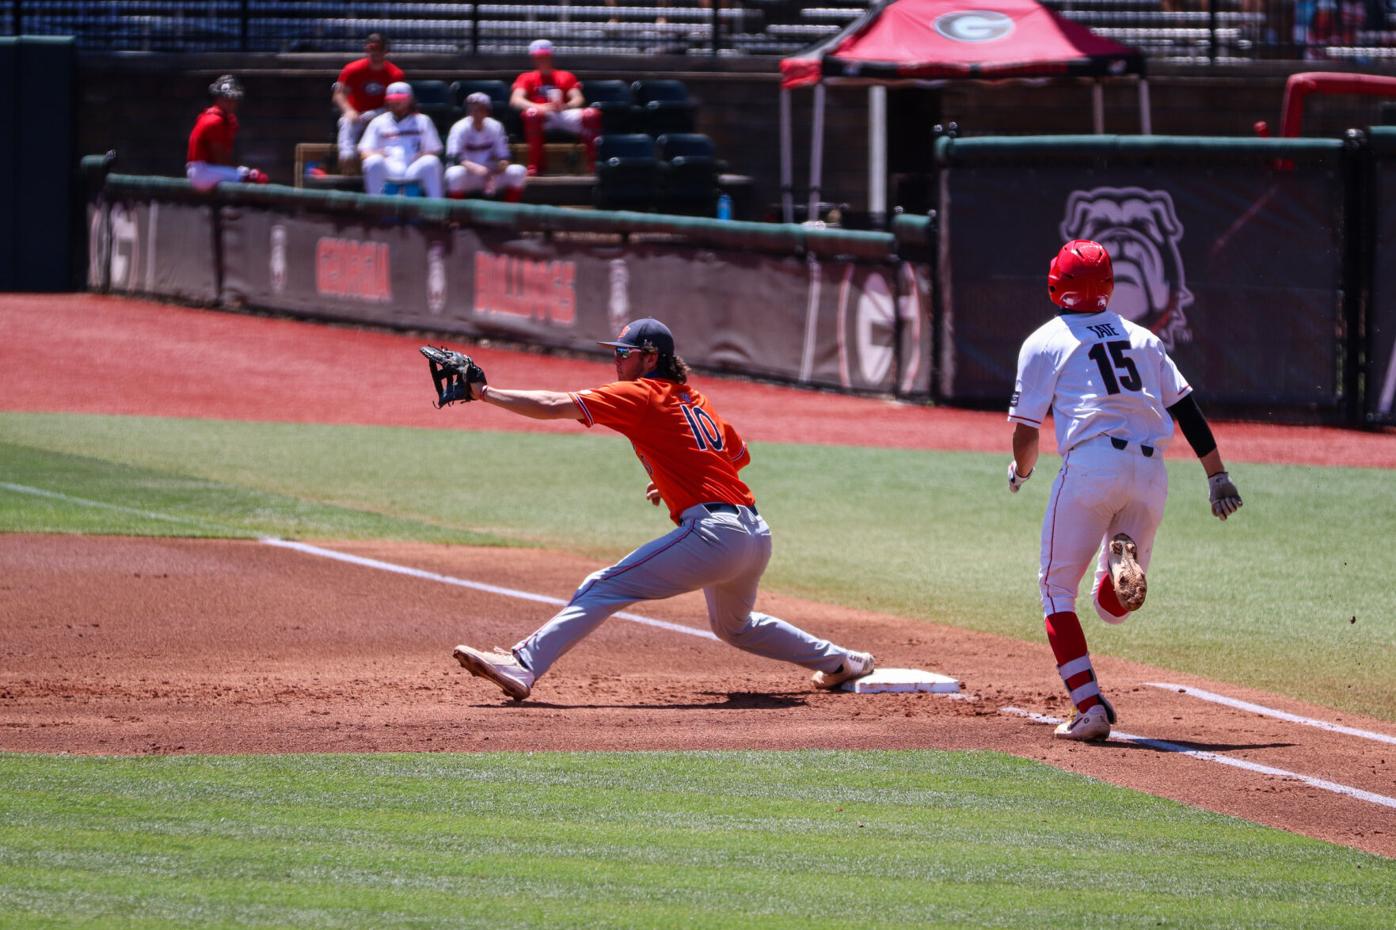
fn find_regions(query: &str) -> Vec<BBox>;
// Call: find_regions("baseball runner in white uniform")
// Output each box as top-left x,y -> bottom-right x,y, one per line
445,93 -> 527,201
1008,239 -> 1244,742
358,82 -> 444,199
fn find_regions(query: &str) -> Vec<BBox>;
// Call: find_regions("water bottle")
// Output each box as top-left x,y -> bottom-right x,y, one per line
716,193 -> 733,221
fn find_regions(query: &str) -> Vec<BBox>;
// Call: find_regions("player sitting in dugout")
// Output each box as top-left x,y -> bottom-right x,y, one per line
445,93 -> 528,202
185,75 -> 268,191
357,82 -> 444,199
510,38 -> 602,176
332,32 -> 404,173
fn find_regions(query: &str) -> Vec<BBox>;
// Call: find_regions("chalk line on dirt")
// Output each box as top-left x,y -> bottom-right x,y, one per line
1145,683 -> 1396,747
1000,706 -> 1396,811
261,538 -> 721,643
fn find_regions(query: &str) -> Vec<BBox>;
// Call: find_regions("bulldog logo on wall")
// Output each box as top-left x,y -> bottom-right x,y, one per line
1060,187 -> 1194,347
427,242 -> 446,314
933,11 -> 1015,43
269,224 -> 287,294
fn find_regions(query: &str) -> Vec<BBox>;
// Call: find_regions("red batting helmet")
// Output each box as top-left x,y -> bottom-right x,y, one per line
1047,239 -> 1113,311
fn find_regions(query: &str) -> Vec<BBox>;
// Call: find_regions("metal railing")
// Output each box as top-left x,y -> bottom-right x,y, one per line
4,1 -> 756,55
6,0 -> 1396,61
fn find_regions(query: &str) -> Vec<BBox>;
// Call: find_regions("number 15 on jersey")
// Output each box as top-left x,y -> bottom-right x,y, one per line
1088,340 -> 1142,395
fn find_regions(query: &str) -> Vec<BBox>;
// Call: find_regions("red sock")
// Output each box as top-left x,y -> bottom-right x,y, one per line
580,108 -> 601,172
523,108 -> 547,174
1095,577 -> 1127,618
1045,611 -> 1100,713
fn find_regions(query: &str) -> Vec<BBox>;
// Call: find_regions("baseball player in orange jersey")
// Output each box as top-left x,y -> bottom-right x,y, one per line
450,318 -> 876,700
1008,240 -> 1243,741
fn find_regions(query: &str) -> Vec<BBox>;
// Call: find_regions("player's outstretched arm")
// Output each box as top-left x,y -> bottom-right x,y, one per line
1166,394 -> 1243,520
475,385 -> 580,420
1008,424 -> 1039,493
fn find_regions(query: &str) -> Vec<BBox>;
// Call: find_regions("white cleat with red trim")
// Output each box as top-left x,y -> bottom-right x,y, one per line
1108,533 -> 1147,612
1055,703 -> 1112,742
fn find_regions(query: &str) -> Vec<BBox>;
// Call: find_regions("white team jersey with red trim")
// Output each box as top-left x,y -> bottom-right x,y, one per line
447,116 -> 510,167
1008,310 -> 1192,453
360,112 -> 442,163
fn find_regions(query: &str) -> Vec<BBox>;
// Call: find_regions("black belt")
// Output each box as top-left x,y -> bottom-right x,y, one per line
1109,437 -> 1155,457
703,502 -> 757,516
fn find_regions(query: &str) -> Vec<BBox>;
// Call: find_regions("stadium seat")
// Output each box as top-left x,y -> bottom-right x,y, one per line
450,78 -> 520,138
584,79 -> 637,135
409,79 -> 458,137
594,133 -> 659,211
631,79 -> 697,136
657,133 -> 721,216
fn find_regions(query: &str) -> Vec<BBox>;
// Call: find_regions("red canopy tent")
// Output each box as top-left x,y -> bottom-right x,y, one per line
777,0 -> 1149,222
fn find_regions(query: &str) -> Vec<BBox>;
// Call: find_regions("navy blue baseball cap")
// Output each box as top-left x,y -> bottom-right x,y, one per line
598,318 -> 675,355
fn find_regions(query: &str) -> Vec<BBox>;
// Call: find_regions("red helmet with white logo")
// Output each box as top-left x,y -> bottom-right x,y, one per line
1047,239 -> 1113,311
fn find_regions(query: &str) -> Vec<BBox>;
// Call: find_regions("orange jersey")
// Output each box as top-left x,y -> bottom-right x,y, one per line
570,378 -> 754,524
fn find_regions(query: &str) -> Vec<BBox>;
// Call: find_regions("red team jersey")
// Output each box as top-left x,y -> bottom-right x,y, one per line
570,378 -> 755,524
187,106 -> 237,164
513,69 -> 582,105
337,57 -> 406,113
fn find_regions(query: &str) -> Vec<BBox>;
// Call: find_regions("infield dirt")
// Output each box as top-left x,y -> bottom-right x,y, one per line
2,533 -> 1392,858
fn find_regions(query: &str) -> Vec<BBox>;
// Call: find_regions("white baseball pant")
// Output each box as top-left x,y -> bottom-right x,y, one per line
361,154 -> 444,198
337,110 -> 383,162
445,163 -> 527,196
534,108 -> 590,135
512,504 -> 851,677
186,162 -> 249,191
1038,435 -> 1169,623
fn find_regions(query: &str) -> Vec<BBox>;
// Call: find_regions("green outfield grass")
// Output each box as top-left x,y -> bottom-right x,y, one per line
1,411 -> 1392,720
1,750 -> 1390,930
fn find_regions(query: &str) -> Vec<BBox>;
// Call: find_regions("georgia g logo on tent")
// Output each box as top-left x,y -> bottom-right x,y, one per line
933,11 -> 1016,43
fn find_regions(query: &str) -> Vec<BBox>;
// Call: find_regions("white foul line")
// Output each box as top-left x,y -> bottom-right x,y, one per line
0,481 -> 719,643
1000,706 -> 1396,811
260,538 -> 720,642
1146,682 -> 1396,748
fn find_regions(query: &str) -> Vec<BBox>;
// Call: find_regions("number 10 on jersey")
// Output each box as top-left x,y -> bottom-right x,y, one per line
681,403 -> 724,451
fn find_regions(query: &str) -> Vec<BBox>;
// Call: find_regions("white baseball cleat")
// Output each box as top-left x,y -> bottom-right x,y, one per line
452,644 -> 534,701
1108,533 -> 1147,612
1054,703 -> 1112,742
811,651 -> 876,690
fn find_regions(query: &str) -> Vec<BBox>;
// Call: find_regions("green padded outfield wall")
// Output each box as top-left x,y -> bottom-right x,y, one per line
0,37 -> 76,291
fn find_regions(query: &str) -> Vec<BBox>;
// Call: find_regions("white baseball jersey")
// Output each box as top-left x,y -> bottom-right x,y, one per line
1008,310 -> 1191,453
359,111 -> 442,164
447,116 -> 510,168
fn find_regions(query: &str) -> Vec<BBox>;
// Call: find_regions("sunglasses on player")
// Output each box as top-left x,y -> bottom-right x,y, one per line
613,346 -> 638,359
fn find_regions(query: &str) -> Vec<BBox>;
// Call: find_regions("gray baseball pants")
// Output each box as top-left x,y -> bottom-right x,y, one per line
512,504 -> 851,678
